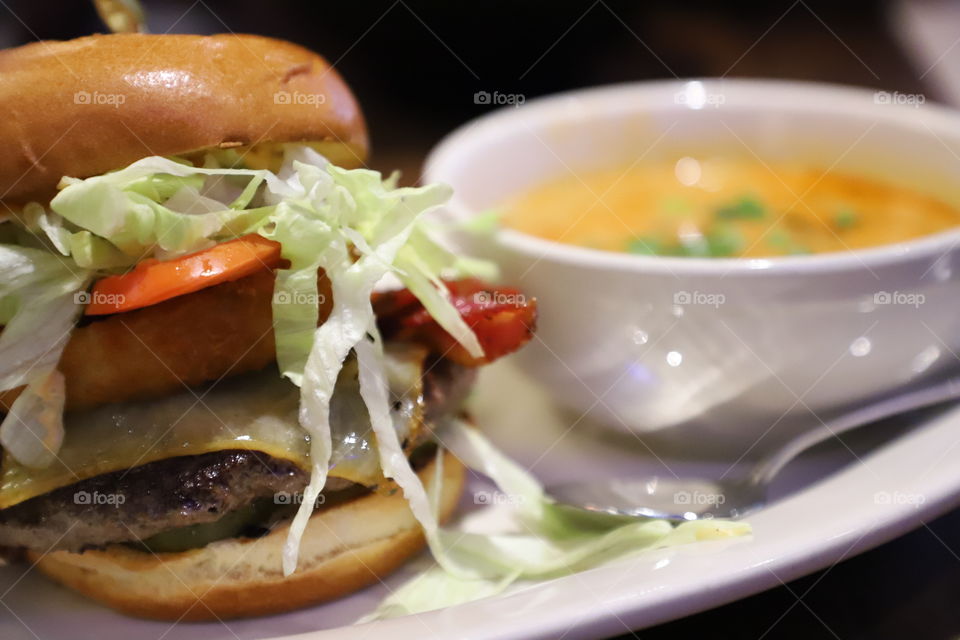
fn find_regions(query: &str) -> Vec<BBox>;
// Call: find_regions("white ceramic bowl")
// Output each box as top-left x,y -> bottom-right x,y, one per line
425,80 -> 960,450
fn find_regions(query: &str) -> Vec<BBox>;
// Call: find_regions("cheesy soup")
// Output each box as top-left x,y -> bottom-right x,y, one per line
500,158 -> 960,257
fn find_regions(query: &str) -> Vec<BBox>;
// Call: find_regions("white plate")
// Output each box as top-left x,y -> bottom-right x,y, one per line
2,360 -> 959,640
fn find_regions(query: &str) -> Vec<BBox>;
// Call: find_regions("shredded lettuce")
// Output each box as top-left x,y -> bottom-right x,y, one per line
410,215 -> 501,281
48,158 -> 272,264
0,246 -> 88,391
1,370 -> 67,470
356,332 -> 461,576
394,251 -> 484,359
362,420 -> 752,619
0,245 -> 89,468
226,147 -> 459,574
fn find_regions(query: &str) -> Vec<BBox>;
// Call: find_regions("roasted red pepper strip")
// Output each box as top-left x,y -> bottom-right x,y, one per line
374,278 -> 537,367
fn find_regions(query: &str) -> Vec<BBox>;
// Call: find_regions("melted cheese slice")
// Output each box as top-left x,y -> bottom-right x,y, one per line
0,347 -> 425,509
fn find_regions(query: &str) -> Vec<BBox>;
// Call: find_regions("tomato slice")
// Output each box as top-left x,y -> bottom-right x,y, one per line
84,234 -> 282,315
373,278 -> 538,366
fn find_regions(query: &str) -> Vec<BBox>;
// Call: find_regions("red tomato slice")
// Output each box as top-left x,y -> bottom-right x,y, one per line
373,278 -> 538,366
84,234 -> 282,315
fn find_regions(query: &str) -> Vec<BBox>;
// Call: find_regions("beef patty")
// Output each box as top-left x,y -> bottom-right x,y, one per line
0,358 -> 474,554
0,450 -> 306,553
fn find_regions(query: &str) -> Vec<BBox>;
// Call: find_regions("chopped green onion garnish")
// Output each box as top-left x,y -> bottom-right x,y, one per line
767,229 -> 810,255
704,224 -> 745,256
716,196 -> 765,220
834,208 -> 858,230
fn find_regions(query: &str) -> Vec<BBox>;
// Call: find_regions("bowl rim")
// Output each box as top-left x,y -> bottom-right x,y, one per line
424,78 -> 960,276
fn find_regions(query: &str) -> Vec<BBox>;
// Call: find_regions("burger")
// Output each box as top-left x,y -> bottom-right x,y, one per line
0,33 -> 536,620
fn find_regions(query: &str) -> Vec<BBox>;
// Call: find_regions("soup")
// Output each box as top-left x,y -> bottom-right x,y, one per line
500,158 -> 960,257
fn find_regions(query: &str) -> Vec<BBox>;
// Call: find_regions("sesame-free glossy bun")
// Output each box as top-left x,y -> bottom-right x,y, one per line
29,450 -> 464,620
0,33 -> 368,204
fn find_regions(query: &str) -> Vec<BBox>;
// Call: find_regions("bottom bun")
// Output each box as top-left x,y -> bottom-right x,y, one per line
29,450 -> 465,620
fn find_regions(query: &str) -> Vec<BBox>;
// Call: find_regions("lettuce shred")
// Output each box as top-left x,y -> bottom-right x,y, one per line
362,420 -> 752,619
0,245 -> 88,469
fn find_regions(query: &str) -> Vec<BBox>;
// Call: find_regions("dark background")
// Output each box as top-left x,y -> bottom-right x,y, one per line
1,1 -> 957,638
0,0 -> 930,182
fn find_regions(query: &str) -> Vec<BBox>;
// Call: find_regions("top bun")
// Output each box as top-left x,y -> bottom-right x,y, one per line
0,33 -> 368,204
